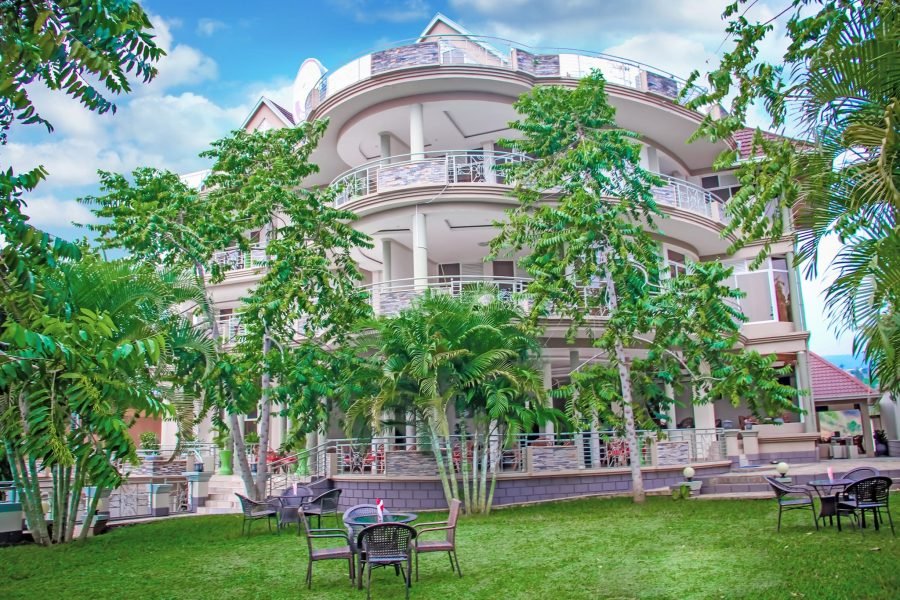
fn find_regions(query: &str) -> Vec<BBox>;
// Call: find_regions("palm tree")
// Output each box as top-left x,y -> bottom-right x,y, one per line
345,287 -> 553,514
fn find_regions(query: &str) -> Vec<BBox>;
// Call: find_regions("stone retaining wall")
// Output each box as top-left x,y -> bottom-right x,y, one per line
657,441 -> 691,466
132,458 -> 187,477
528,445 -> 578,472
386,451 -> 439,477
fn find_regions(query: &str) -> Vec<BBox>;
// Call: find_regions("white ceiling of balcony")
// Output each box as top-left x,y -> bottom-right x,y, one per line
336,99 -> 519,166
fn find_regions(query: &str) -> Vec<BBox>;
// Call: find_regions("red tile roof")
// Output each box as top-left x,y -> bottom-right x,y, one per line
809,352 -> 878,400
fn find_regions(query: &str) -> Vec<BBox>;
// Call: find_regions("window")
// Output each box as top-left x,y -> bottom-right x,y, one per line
723,257 -> 793,323
667,250 -> 687,278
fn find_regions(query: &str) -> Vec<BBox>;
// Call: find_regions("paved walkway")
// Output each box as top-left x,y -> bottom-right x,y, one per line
725,456 -> 900,478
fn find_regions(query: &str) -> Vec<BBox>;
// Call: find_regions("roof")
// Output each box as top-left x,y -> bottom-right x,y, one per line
809,352 -> 879,400
240,96 -> 295,130
417,12 -> 505,61
732,127 -> 811,159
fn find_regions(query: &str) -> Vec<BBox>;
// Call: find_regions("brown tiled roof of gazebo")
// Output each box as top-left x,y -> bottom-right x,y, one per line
809,352 -> 878,399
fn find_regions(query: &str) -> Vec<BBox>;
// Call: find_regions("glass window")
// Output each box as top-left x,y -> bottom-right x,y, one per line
667,249 -> 687,278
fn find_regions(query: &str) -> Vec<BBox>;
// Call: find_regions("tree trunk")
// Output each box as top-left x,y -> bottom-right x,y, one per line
255,335 -> 273,500
229,412 -> 255,499
604,259 -> 645,503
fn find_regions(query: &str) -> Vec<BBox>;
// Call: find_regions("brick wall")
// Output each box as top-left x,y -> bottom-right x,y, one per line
371,42 -> 440,75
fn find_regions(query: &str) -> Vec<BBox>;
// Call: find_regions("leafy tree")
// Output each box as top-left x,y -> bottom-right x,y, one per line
0,255 -> 212,545
346,288 -> 553,514
491,72 -> 798,502
83,122 -> 372,500
683,1 -> 900,392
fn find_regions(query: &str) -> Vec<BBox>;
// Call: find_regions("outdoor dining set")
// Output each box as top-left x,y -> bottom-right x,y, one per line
235,488 -> 462,599
765,467 -> 895,534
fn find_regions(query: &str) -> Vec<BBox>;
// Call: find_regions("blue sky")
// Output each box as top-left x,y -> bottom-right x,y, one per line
8,0 -> 852,356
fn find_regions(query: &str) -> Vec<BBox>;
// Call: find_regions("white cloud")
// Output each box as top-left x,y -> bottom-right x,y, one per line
603,33 -> 712,81
802,235 -> 855,355
22,194 -> 98,229
138,14 -> 218,94
197,18 -> 227,37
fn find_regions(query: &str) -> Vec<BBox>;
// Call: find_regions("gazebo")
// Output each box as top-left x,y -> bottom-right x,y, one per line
809,353 -> 880,457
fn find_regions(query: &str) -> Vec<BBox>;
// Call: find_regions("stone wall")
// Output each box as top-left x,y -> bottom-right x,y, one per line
378,159 -> 446,191
385,451 -> 439,477
657,441 -> 691,466
644,72 -> 679,98
371,42 -> 439,75
375,289 -> 422,316
514,49 -> 560,77
132,458 -> 187,477
528,445 -> 579,472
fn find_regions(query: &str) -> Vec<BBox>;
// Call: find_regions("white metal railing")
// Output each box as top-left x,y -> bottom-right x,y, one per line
304,35 -> 706,114
211,245 -> 267,273
359,275 -> 610,317
651,174 -> 719,218
216,314 -> 244,344
332,150 -> 529,206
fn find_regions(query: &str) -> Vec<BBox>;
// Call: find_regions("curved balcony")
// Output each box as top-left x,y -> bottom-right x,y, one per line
361,275 -> 610,318
304,35 -> 705,115
332,152 -> 727,224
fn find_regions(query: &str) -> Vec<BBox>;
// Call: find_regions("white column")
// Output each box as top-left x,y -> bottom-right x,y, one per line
409,103 -> 425,160
542,357 -> 555,437
379,131 -> 392,163
381,238 -> 393,286
413,212 -> 428,290
482,140 -> 496,184
664,383 -> 678,430
570,350 -> 585,468
645,145 -> 660,173
405,411 -> 417,446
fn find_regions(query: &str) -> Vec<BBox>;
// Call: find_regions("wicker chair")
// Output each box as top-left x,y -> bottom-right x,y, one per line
272,486 -> 313,531
235,493 -> 278,535
837,476 -> 895,535
299,507 -> 355,589
357,523 -> 417,600
414,498 -> 462,581
844,467 -> 881,482
764,477 -> 818,532
343,504 -> 392,549
304,488 -> 342,529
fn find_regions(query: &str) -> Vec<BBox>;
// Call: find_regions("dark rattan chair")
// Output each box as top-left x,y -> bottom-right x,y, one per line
844,467 -> 881,482
272,486 -> 313,531
357,523 -> 417,600
235,493 -> 278,535
299,507 -> 355,588
414,498 -> 462,581
837,476 -> 895,535
304,488 -> 342,529
764,477 -> 818,532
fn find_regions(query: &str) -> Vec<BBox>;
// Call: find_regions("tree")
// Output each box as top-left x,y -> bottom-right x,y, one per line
0,255 -> 212,545
346,288 -> 553,514
491,72 -> 798,502
83,122 -> 372,500
683,1 -> 900,393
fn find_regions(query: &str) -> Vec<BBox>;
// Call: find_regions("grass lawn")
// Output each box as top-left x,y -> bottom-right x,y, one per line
1,495 -> 898,599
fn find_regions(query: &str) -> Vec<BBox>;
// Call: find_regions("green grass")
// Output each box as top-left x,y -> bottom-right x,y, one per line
1,495 -> 898,599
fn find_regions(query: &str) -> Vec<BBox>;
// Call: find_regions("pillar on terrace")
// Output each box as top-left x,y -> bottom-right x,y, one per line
693,362 -> 717,431
664,383 -> 677,430
381,238 -> 393,287
645,145 -> 660,173
542,357 -> 555,437
413,212 -> 428,290
409,103 -> 425,160
482,140 -> 496,184
405,410 -> 417,446
570,350 -> 586,468
379,131 -> 392,163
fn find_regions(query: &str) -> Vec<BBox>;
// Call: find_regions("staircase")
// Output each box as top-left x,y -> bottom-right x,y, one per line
198,475 -> 245,514
696,474 -> 774,500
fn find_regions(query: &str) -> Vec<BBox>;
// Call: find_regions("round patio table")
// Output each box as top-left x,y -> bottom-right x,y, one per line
345,512 -> 418,589
808,479 -> 852,525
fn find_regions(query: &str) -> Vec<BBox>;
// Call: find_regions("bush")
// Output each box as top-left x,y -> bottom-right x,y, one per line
139,432 -> 160,450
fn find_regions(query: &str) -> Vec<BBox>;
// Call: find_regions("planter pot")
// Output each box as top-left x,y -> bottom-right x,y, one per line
218,450 -> 233,476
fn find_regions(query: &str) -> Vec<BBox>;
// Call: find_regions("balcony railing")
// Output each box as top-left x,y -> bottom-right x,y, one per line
211,245 -> 267,273
332,150 -> 529,206
216,314 -> 244,344
651,173 -> 722,220
360,275 -> 610,318
304,35 -> 706,114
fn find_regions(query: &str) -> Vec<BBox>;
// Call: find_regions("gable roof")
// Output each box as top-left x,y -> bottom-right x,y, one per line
417,12 -> 505,61
732,127 -> 811,160
240,96 -> 295,130
809,352 -> 879,400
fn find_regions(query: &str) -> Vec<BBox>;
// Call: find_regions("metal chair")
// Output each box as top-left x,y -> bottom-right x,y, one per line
837,476 -> 895,535
357,523 -> 417,600
299,507 -> 355,589
414,498 -> 462,581
304,488 -> 342,529
235,493 -> 277,535
764,477 -> 819,532
844,467 -> 880,482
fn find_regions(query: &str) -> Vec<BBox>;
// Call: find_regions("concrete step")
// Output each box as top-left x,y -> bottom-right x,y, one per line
204,499 -> 239,509
702,483 -> 772,494
695,491 -> 773,500
207,492 -> 240,502
701,475 -> 769,485
197,506 -> 240,515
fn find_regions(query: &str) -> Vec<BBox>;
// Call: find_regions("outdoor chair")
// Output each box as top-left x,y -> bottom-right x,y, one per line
272,485 -> 313,531
414,498 -> 462,581
357,523 -> 417,600
344,504 -> 393,548
844,467 -> 881,482
764,477 -> 818,532
304,488 -> 342,529
235,493 -> 278,535
837,476 -> 895,535
299,507 -> 355,589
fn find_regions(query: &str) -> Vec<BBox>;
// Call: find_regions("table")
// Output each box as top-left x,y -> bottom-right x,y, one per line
808,479 -> 853,525
344,513 -> 417,590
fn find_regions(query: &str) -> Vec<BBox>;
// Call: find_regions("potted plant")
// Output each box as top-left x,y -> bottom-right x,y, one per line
139,432 -> 160,458
874,430 -> 889,457
214,426 -> 233,476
